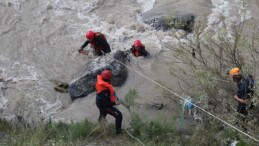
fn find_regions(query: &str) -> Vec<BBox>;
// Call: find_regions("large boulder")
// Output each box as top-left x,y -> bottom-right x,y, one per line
141,0 -> 212,32
68,50 -> 128,100
143,14 -> 195,32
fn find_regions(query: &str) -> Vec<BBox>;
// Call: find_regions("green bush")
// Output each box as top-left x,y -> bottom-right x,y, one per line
0,119 -> 98,146
124,89 -> 137,108
129,113 -> 181,145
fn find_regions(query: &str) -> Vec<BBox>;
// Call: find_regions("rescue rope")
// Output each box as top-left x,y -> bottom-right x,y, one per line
120,86 -> 146,146
124,128 -> 145,146
102,51 -> 259,143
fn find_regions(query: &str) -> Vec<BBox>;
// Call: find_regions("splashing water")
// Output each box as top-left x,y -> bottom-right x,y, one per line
206,0 -> 251,40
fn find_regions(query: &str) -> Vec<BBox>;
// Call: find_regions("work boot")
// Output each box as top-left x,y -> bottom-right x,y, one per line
249,102 -> 255,109
98,117 -> 107,129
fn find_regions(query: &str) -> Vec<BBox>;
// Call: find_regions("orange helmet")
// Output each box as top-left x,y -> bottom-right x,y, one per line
101,70 -> 112,80
86,31 -> 94,40
229,67 -> 241,78
133,40 -> 142,47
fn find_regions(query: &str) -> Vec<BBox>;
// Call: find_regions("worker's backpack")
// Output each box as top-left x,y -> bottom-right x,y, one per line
246,75 -> 255,96
245,75 -> 256,109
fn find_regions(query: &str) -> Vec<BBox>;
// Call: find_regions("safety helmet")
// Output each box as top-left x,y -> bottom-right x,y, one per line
229,67 -> 241,78
86,31 -> 94,40
101,70 -> 112,80
133,40 -> 142,47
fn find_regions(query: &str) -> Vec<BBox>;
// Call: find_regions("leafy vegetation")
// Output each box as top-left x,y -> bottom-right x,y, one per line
164,12 -> 259,146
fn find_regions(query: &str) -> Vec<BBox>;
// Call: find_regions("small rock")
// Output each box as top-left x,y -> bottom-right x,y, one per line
0,76 -> 4,82
0,132 -> 7,139
51,80 -> 69,93
7,2 -> 13,7
154,103 -> 164,110
175,30 -> 187,38
46,5 -> 53,10
54,86 -> 68,93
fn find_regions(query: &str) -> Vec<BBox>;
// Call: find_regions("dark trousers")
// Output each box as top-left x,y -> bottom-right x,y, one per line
94,48 -> 111,56
98,107 -> 122,131
237,104 -> 248,116
96,96 -> 122,131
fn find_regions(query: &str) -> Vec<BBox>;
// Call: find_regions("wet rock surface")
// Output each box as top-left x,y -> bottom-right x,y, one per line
68,50 -> 128,100
141,0 -> 212,32
143,14 -> 195,32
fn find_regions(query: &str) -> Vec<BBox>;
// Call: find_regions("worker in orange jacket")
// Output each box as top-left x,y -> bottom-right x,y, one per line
95,70 -> 122,134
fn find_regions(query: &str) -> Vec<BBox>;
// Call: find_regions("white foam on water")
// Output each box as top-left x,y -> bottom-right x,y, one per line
38,97 -> 63,118
137,0 -> 156,12
0,55 -> 40,82
77,12 -> 167,57
49,0 -> 95,17
206,0 -> 251,40
230,141 -> 239,146
75,13 -> 138,50
4,0 -> 26,10
0,82 -> 8,113
0,55 -> 65,121
136,0 -> 156,22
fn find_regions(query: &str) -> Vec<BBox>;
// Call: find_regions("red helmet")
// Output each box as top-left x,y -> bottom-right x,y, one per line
133,40 -> 142,47
86,31 -> 94,40
101,70 -> 112,80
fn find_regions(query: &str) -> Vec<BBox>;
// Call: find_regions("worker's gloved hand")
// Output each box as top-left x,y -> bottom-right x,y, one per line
78,49 -> 83,53
115,101 -> 120,105
115,97 -> 120,105
79,50 -> 89,55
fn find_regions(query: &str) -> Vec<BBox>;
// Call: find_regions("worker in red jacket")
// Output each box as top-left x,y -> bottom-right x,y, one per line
95,70 -> 122,134
79,31 -> 111,56
124,40 -> 150,61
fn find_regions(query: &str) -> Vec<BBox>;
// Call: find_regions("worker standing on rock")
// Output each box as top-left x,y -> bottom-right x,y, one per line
95,70 -> 122,134
79,31 -> 111,56
229,67 -> 253,116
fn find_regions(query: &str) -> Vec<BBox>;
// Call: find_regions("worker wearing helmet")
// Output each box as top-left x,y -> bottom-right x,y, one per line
79,31 -> 111,56
229,67 -> 250,116
95,70 -> 122,134
125,40 -> 150,60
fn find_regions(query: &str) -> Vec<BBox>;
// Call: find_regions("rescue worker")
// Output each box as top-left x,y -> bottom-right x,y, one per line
125,40 -> 150,60
79,31 -> 111,56
229,67 -> 250,116
95,70 -> 122,134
